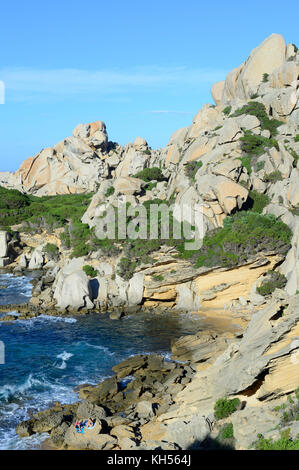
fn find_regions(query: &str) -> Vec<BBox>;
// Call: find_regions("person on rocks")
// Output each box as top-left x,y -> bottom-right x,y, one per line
75,418 -> 95,433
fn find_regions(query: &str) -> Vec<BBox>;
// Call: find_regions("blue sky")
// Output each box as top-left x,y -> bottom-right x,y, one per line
0,0 -> 298,172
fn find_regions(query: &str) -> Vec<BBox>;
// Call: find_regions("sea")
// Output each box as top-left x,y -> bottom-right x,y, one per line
0,271 -> 203,450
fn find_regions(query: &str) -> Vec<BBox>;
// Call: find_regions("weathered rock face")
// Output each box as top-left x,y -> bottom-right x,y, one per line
0,231 -> 11,267
0,231 -> 9,258
16,354 -> 197,450
0,121 -> 114,196
53,261 -> 94,311
28,247 -> 45,270
221,34 -> 286,102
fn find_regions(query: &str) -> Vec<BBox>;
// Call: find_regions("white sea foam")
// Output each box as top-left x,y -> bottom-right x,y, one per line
38,314 -> 77,323
79,341 -> 115,356
55,351 -> 74,369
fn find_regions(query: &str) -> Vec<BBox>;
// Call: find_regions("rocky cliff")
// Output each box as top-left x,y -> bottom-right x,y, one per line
1,32 -> 299,451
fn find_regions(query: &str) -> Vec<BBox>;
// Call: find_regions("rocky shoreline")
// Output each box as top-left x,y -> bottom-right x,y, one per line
5,285 -> 298,450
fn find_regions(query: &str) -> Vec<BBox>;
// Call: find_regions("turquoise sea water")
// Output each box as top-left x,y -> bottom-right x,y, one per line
0,272 -> 202,449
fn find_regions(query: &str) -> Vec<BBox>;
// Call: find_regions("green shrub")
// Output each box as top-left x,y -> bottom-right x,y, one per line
134,167 -> 165,182
152,274 -> 164,282
292,43 -> 298,53
117,257 -> 139,281
105,186 -> 115,197
255,160 -> 265,172
223,106 -> 232,116
262,73 -> 269,83
240,132 -> 278,158
220,423 -> 234,439
146,181 -> 158,191
255,429 -> 299,450
187,212 -> 292,269
240,155 -> 252,175
214,398 -> 241,419
263,170 -> 283,183
289,148 -> 299,168
0,188 -> 93,232
232,101 -> 283,136
0,186 -> 30,210
184,161 -> 203,181
83,265 -> 98,277
248,190 -> 270,213
43,243 -> 59,258
257,271 -> 287,296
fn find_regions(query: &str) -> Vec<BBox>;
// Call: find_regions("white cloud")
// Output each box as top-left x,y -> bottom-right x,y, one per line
0,65 -> 228,102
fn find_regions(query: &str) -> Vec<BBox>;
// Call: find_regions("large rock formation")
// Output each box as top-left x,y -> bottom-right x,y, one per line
1,32 -> 299,298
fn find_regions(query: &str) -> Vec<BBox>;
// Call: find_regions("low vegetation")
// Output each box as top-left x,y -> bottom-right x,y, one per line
133,167 -> 165,182
184,161 -> 203,181
180,212 -> 292,269
214,397 -> 241,419
255,430 -> 299,450
232,101 -> 283,136
0,186 -> 93,232
83,265 -> 98,277
240,132 -> 279,156
105,186 -> 115,197
43,243 -> 59,259
263,170 -> 283,183
220,422 -> 234,439
248,190 -> 270,213
222,106 -> 232,116
257,271 -> 287,296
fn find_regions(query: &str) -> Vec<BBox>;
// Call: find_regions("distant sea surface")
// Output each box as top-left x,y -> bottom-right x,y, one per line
0,272 -> 202,450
